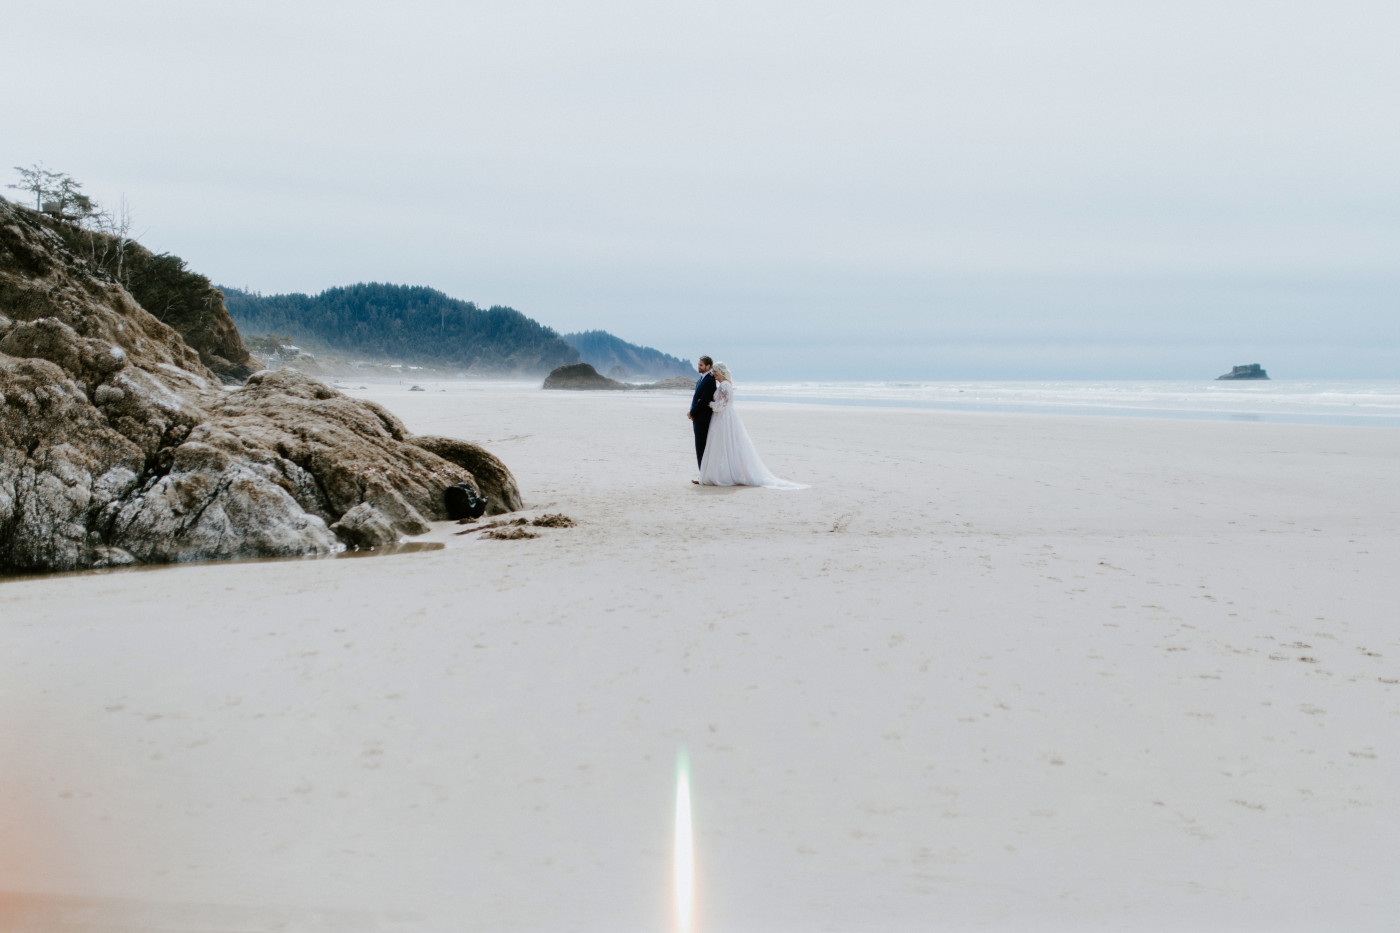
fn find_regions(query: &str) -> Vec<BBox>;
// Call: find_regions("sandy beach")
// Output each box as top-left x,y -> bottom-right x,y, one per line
2,382 -> 1398,932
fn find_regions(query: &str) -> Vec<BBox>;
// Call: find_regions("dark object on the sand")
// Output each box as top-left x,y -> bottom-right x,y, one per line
543,362 -> 629,390
445,483 -> 488,520
1216,364 -> 1269,380
410,384 -> 426,391
531,513 -> 575,528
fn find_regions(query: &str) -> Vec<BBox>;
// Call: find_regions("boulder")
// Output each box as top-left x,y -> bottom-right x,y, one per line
204,369 -> 464,536
0,357 -> 148,571
106,441 -> 340,563
410,435 -> 524,515
0,197 -> 519,571
329,502 -> 399,550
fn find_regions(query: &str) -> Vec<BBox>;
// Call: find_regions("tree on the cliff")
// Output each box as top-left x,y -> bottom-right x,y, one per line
87,194 -> 138,281
7,163 -> 57,210
8,166 -> 140,282
50,174 -> 95,221
7,163 -> 96,222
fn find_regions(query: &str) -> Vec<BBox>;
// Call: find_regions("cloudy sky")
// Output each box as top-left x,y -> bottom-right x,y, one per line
5,1 -> 1397,378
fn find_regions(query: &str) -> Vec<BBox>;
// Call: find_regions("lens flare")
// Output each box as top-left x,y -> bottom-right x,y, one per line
674,748 -> 694,933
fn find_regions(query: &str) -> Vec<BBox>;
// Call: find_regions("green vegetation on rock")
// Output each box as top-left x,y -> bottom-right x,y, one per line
7,191 -> 257,383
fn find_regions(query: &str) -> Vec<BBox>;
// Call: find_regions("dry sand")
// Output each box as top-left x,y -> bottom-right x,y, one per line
2,382 -> 1398,932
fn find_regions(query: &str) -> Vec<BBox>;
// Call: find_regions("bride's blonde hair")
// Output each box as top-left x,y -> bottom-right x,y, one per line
713,362 -> 733,383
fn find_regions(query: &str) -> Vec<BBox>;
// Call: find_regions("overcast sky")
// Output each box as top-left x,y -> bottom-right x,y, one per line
5,1 -> 1397,378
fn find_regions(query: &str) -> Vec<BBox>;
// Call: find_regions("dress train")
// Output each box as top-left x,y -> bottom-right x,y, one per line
697,382 -> 804,489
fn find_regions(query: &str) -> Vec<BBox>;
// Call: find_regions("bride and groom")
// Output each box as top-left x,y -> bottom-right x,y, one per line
687,356 -> 803,488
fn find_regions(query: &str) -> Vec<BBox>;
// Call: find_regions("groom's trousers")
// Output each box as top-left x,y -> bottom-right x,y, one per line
693,413 -> 712,469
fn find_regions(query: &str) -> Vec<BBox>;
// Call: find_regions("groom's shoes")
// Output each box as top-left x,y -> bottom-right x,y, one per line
691,479 -> 700,484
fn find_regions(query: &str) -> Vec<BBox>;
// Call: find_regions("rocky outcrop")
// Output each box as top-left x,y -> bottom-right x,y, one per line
32,209 -> 260,384
1216,363 -> 1269,380
0,197 -> 516,572
410,435 -> 524,515
543,362 -> 629,390
542,362 -> 695,392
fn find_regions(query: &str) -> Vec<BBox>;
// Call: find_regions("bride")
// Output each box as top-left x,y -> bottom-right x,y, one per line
697,362 -> 805,488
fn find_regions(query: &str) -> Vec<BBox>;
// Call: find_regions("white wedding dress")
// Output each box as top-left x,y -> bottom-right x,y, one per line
698,381 -> 805,488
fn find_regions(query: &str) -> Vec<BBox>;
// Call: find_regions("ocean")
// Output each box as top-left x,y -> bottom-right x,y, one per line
738,379 -> 1400,427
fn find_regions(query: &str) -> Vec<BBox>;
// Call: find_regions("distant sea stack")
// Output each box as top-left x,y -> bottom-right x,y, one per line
543,362 -> 629,390
542,363 -> 696,391
1216,364 -> 1270,380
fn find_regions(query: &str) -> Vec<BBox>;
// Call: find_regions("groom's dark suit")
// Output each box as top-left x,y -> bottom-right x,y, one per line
689,371 -> 717,468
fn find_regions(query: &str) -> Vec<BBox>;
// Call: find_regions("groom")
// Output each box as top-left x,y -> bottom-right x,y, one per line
687,356 -> 716,478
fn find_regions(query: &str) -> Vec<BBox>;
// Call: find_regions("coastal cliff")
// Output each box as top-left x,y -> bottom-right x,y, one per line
32,210 -> 259,383
0,197 -> 520,572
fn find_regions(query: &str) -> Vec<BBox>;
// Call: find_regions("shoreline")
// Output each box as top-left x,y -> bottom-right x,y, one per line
323,375 -> 1400,427
741,392 -> 1400,426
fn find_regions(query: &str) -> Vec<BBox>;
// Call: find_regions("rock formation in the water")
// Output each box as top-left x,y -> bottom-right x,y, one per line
0,196 -> 521,572
542,362 -> 695,391
543,362 -> 629,390
1216,363 -> 1269,380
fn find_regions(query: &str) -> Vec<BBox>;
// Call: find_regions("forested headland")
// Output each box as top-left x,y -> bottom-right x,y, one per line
221,283 -> 579,375
7,166 -> 687,381
224,283 -> 692,379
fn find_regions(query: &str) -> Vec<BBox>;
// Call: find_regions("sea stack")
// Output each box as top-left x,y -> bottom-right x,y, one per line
1216,364 -> 1269,380
542,362 -> 630,390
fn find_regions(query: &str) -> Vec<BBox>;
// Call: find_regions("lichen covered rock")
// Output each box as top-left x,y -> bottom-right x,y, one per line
107,441 -> 339,563
0,197 -> 518,572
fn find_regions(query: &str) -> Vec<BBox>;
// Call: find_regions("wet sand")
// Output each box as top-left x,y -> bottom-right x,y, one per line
2,382 -> 1398,931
